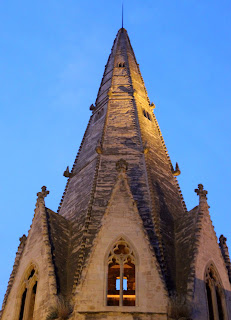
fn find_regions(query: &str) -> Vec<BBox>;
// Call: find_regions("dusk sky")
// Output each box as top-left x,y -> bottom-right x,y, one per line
0,0 -> 231,305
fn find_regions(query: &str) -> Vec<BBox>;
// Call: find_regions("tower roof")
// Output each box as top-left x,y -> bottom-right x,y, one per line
57,28 -> 187,295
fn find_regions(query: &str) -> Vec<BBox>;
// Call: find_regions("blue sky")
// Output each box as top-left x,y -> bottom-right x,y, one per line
0,0 -> 231,306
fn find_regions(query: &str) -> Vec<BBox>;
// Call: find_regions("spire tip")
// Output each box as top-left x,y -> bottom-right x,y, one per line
122,3 -> 124,29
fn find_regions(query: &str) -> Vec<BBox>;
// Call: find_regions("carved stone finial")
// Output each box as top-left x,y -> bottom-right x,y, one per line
116,159 -> 128,173
150,102 -> 156,110
36,186 -> 49,208
194,184 -> 208,200
63,166 -> 73,178
89,104 -> 95,111
172,162 -> 181,176
37,186 -> 49,200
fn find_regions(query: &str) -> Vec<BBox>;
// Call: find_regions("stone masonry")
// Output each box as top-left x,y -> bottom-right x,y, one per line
1,28 -> 231,320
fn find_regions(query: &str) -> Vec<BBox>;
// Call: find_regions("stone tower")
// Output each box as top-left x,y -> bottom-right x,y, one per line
1,28 -> 231,320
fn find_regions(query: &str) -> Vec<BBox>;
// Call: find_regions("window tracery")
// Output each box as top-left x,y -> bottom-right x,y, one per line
107,238 -> 136,306
18,266 -> 38,320
205,264 -> 227,320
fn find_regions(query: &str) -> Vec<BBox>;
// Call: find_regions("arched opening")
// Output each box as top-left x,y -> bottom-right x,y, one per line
142,109 -> 151,121
118,62 -> 125,68
107,238 -> 136,306
205,264 -> 227,320
19,288 -> 27,320
18,266 -> 38,320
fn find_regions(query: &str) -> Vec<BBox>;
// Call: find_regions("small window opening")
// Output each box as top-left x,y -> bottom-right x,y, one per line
143,109 -> 151,121
107,239 -> 136,307
118,62 -> 125,68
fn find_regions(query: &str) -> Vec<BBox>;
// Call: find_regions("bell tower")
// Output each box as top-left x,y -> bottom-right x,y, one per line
1,28 -> 231,320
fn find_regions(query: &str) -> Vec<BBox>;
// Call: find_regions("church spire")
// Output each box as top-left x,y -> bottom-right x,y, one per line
58,28 -> 186,293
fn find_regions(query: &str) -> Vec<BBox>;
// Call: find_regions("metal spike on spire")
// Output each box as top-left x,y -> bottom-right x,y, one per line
122,3 -> 124,29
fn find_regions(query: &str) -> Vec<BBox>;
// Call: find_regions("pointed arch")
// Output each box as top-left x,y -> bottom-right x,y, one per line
16,262 -> 39,320
204,262 -> 228,320
105,235 -> 138,307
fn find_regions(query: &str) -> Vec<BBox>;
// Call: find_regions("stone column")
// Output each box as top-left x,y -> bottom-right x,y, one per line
119,260 -> 123,306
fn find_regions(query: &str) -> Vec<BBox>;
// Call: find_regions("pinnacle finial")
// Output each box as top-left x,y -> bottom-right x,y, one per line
219,234 -> 227,245
194,184 -> 208,200
172,162 -> 181,176
37,186 -> 49,199
63,166 -> 74,178
36,186 -> 49,208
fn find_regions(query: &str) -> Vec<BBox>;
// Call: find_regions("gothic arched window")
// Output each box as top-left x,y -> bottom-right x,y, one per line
18,267 -> 38,320
205,264 -> 227,320
107,238 -> 136,307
